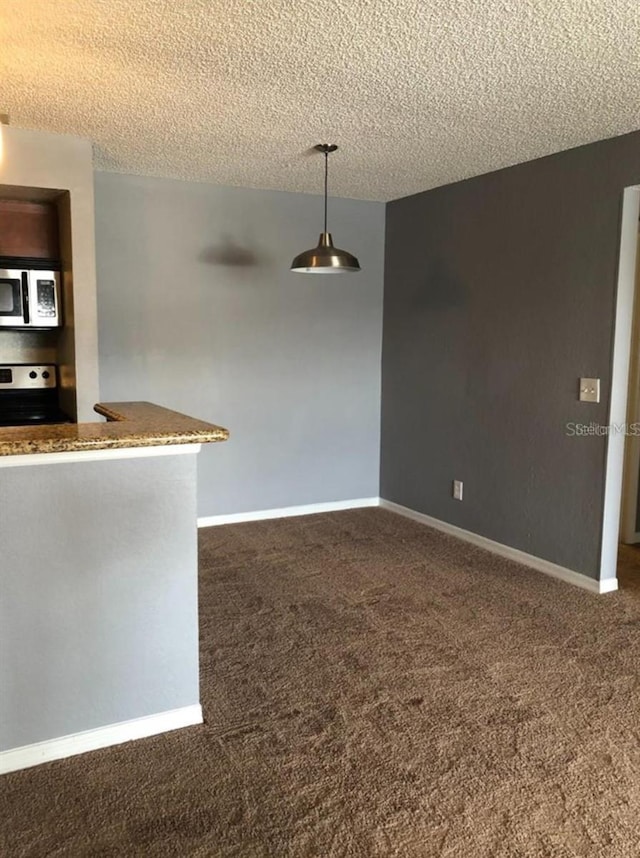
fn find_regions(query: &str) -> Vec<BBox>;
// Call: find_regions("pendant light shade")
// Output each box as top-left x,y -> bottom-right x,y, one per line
290,232 -> 360,274
290,144 -> 360,274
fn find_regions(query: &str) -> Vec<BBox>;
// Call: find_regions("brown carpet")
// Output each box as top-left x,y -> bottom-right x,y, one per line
3,509 -> 640,857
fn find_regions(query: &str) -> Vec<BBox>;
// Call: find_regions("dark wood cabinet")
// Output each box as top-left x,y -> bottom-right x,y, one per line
0,200 -> 60,259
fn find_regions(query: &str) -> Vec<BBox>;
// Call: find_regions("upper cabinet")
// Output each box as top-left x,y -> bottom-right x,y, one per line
0,199 -> 60,259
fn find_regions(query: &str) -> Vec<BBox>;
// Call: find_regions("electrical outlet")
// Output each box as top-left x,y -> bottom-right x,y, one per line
453,480 -> 463,501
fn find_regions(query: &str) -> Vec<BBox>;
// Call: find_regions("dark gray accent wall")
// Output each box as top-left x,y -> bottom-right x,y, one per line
381,130 -> 640,579
95,173 -> 385,518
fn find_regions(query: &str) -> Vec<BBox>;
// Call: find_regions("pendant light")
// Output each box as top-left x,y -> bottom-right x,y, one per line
290,144 -> 360,274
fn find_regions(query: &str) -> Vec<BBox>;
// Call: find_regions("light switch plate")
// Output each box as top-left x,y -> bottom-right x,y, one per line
453,480 -> 463,501
579,378 -> 600,403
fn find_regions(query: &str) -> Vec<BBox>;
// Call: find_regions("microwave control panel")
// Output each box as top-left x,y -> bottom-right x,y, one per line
36,280 -> 58,317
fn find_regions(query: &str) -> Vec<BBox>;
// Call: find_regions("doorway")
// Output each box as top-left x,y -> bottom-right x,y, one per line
620,225 -> 640,546
600,186 -> 640,587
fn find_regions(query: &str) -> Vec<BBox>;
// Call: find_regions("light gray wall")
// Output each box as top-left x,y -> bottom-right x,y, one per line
0,453 -> 199,751
382,130 -> 640,580
94,173 -> 385,517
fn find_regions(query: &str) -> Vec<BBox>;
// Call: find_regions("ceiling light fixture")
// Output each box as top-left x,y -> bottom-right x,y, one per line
290,144 -> 360,274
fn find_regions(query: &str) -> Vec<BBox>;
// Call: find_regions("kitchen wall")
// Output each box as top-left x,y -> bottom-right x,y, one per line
0,453 -> 199,751
0,126 -> 99,420
381,129 -> 640,580
95,173 -> 385,517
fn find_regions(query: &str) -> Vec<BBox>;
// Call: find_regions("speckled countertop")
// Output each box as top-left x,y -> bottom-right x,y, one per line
0,402 -> 229,457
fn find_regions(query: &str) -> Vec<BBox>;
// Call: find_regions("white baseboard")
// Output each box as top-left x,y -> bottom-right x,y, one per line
197,495 -> 617,594
379,499 -> 618,595
198,497 -> 380,527
0,704 -> 203,776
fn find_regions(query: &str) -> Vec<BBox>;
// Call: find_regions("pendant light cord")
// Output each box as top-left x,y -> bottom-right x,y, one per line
323,150 -> 329,234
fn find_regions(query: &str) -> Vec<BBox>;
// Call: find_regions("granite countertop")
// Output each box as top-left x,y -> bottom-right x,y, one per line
0,402 -> 229,456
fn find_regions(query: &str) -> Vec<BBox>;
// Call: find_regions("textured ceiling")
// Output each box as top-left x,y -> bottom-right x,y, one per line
2,0 -> 640,201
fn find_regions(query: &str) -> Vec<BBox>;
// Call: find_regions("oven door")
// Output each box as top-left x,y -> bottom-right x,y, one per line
0,270 -> 27,327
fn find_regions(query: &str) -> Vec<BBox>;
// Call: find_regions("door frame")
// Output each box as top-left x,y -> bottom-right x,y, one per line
600,186 -> 640,580
620,226 -> 640,544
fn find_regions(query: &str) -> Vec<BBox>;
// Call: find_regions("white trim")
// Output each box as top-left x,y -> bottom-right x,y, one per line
197,496 -> 619,594
379,499 -> 618,595
0,443 -> 201,469
602,187 -> 640,570
620,225 -> 640,544
0,704 -> 203,775
198,497 -> 380,527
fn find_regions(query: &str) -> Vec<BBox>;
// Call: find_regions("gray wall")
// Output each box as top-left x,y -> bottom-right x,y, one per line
94,173 -> 385,517
0,453 -> 199,750
382,130 -> 640,580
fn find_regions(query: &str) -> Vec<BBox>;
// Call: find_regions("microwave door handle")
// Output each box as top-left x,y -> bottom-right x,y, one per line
21,272 -> 30,324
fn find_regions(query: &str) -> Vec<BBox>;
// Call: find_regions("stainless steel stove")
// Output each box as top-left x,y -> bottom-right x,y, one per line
0,364 -> 69,426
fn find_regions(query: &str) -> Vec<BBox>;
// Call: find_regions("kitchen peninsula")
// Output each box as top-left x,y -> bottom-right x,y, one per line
0,402 -> 229,774
0,400 -> 229,456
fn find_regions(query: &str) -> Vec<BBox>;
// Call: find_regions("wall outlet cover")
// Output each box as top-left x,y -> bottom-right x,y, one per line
453,480 -> 463,501
579,378 -> 600,403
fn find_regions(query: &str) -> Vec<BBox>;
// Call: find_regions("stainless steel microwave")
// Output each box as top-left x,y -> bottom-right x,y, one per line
0,265 -> 62,329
